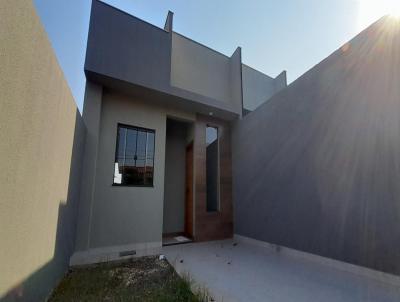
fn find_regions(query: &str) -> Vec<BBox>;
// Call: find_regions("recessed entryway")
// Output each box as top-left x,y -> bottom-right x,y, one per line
162,118 -> 194,246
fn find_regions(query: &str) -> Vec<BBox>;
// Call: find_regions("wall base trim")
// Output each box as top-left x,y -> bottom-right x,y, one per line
70,241 -> 162,266
234,234 -> 400,287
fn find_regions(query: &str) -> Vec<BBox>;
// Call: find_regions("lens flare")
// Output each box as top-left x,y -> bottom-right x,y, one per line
358,0 -> 400,30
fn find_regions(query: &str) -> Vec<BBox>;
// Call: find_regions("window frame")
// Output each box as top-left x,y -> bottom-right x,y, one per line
112,123 -> 156,187
205,124 -> 221,212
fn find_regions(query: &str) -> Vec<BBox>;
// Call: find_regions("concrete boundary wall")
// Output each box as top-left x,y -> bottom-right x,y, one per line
0,1 -> 85,300
232,17 -> 400,276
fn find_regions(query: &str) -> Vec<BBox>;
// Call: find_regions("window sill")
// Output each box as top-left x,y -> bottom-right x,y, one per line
112,184 -> 154,188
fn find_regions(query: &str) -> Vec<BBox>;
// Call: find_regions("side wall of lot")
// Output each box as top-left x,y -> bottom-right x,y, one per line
0,0 -> 85,300
232,17 -> 400,276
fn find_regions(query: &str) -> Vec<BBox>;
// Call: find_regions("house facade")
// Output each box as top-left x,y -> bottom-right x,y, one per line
4,1 -> 400,300
70,0 -> 286,265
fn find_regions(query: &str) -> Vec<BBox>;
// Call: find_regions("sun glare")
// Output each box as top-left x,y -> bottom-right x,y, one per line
358,0 -> 400,30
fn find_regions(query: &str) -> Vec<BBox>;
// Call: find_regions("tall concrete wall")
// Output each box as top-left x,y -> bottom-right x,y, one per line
232,17 -> 400,275
0,1 -> 85,300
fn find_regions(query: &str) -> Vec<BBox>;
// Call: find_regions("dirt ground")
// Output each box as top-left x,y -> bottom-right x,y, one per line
49,256 -> 206,302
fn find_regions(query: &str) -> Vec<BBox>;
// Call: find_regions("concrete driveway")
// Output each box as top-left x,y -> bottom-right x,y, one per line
162,238 -> 400,302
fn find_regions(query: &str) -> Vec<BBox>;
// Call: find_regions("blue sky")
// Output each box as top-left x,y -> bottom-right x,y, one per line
33,0 -> 388,112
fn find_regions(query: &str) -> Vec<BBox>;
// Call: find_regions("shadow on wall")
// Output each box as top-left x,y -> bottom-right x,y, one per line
1,111 -> 86,302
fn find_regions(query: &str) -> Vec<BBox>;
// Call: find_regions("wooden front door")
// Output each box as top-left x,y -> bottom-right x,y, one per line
185,142 -> 194,238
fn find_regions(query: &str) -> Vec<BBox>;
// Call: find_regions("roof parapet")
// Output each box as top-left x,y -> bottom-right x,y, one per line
275,70 -> 287,85
164,11 -> 174,32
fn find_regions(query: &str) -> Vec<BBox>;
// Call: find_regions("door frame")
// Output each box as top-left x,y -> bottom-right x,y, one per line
184,141 -> 194,238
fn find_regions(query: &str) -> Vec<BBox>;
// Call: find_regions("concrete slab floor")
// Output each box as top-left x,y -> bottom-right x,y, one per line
162,239 -> 400,302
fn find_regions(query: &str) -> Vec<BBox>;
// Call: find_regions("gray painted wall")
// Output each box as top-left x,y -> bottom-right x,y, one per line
163,120 -> 188,234
73,88 -> 195,257
0,1 -> 85,300
85,0 -> 172,92
86,1 -> 273,119
74,81 -> 103,252
171,33 -> 231,104
90,92 -> 167,248
232,17 -> 400,275
242,64 -> 287,112
170,33 -> 245,115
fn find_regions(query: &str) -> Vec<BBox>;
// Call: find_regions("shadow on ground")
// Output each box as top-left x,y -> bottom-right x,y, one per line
1,111 -> 85,302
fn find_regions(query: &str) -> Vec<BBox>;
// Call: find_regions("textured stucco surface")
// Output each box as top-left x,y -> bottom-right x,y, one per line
0,0 -> 84,300
232,17 -> 400,275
